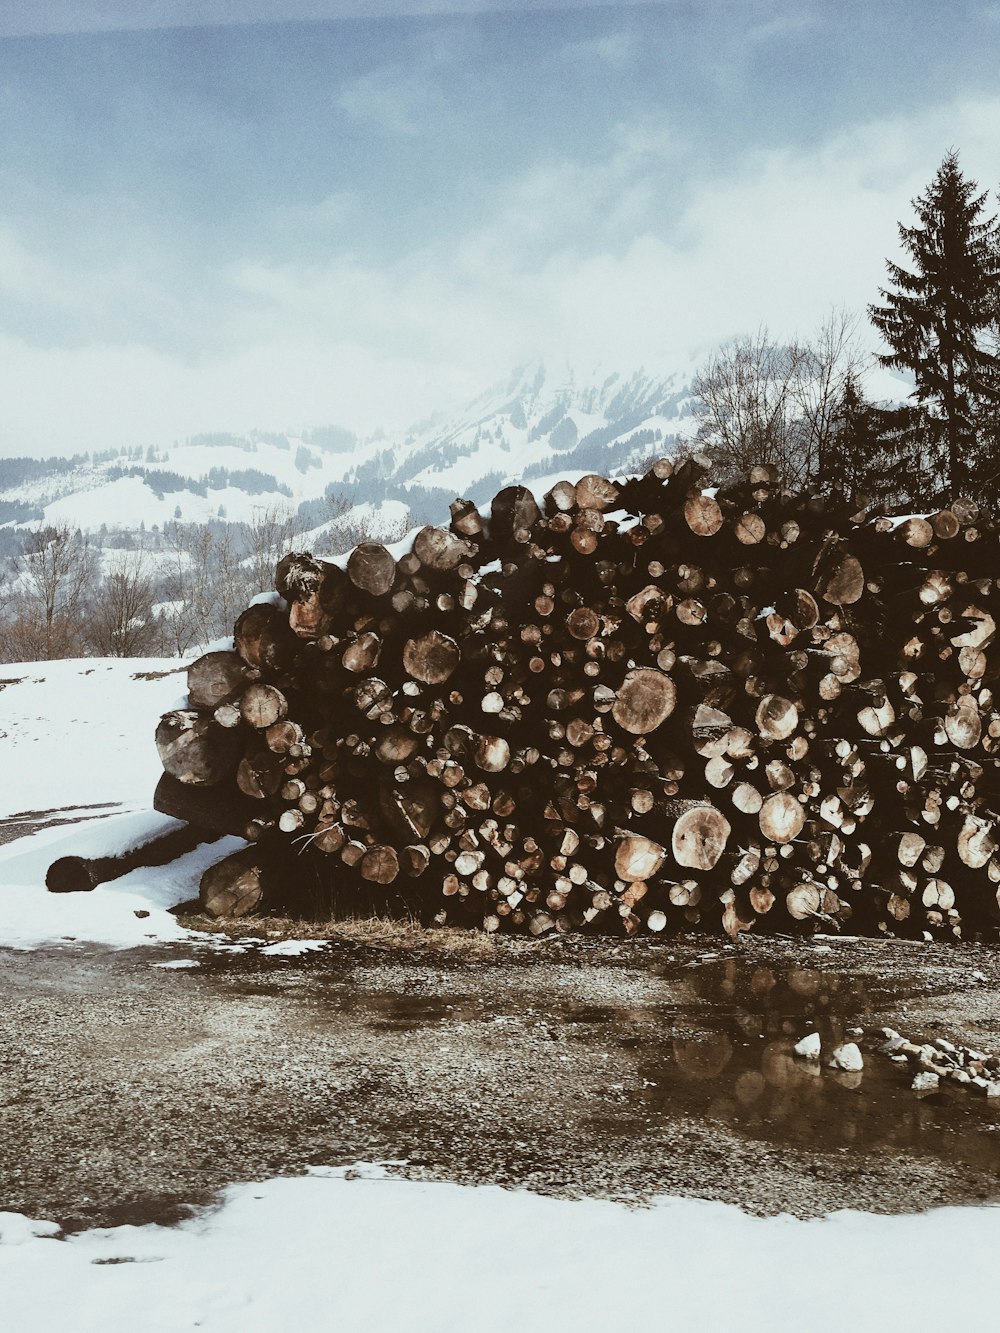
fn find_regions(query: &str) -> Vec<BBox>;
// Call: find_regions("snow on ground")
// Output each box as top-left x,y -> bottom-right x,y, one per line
0,657 -> 187,819
0,812 -> 246,951
2,1166 -> 998,1333
0,656 -> 246,950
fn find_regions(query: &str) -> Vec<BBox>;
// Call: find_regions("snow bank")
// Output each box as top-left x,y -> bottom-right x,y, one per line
2,1167 -> 998,1333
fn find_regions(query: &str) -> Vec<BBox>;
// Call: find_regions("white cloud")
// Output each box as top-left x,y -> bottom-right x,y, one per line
2,92 -> 999,455
562,29 -> 636,68
335,68 -> 445,136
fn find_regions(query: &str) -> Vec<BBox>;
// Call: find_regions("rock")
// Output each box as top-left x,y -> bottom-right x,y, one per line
879,1033 -> 906,1054
933,1037 -> 957,1053
827,1042 -> 864,1072
794,1032 -> 821,1061
878,1026 -> 901,1041
969,1076 -> 992,1095
912,1071 -> 940,1096
986,1081 -> 1000,1098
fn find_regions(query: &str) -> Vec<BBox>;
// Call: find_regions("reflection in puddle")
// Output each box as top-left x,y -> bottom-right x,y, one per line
626,961 -> 1000,1169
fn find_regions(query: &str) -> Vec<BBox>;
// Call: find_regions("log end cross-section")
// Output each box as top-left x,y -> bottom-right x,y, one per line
611,668 -> 676,734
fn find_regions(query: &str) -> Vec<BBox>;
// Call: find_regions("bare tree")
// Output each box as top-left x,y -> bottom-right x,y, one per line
1,525 -> 96,661
791,309 -> 864,487
691,312 -> 863,489
86,549 -> 161,657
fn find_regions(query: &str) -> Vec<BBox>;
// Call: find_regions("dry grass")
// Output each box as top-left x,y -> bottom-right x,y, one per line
177,909 -> 499,960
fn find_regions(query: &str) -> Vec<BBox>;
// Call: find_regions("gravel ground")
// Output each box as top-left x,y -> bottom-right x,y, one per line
3,929 -> 1000,1231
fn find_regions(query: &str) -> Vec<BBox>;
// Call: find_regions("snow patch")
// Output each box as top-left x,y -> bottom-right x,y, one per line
1,1171 -> 999,1332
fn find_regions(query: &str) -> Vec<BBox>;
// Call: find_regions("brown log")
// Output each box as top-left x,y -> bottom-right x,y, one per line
199,848 -> 267,918
236,753 -> 283,800
575,474 -> 619,511
611,668 -> 676,734
450,498 -> 486,536
347,542 -> 397,597
931,509 -> 961,540
153,771 -> 263,837
615,835 -> 666,882
957,815 -> 996,869
475,735 -> 511,773
490,486 -> 542,542
187,651 -> 247,709
684,493 -> 724,537
156,711 -> 241,786
671,805 -> 731,870
758,792 -> 805,843
819,554 -> 864,606
46,821 -> 218,893
240,683 -> 289,730
234,602 -> 297,672
360,844 -> 400,884
755,695 -> 798,741
413,526 -> 471,571
342,632 -> 382,673
566,606 -> 601,640
734,513 -> 765,545
403,631 -> 460,684
785,882 -> 822,921
545,479 -> 578,514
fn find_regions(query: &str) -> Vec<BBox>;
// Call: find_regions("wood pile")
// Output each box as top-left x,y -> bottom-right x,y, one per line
153,456 -> 1000,940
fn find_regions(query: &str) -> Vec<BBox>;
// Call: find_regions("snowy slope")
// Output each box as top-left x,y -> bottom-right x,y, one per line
0,362 -> 694,540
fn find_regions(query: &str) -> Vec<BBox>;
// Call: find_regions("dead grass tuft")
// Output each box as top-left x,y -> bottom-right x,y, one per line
177,909 -> 497,960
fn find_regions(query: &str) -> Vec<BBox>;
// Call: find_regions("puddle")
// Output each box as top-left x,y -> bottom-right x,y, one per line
337,957 -> 1000,1172
616,960 -> 1000,1169
175,946 -> 1000,1179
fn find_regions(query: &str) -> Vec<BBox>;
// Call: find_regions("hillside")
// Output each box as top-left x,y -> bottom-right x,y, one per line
0,363 -> 694,548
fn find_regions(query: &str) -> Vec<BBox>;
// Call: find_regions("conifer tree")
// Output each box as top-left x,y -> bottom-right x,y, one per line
869,151 -> 1000,497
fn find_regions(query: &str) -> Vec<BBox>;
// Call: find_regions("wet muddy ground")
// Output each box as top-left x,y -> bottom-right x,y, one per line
2,928 -> 1000,1231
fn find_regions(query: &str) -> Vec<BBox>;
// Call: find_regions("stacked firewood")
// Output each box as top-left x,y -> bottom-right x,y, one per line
153,457 -> 1000,939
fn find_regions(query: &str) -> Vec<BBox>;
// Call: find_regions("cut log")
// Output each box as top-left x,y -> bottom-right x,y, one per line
611,668 -> 676,734
759,792 -> 805,843
46,820 -> 217,893
360,844 -> 400,884
240,684 -> 289,730
755,695 -> 798,741
575,474 -> 619,512
347,542 -> 397,597
233,602 -> 296,672
671,805 -> 731,870
403,631 -> 460,684
614,835 -> 666,882
820,554 -> 864,606
187,651 -> 247,709
413,526 -> 471,571
199,848 -> 268,918
155,711 -> 241,786
684,493 -> 724,537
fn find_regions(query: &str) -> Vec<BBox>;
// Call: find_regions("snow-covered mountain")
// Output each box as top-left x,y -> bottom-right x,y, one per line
0,363 -> 696,548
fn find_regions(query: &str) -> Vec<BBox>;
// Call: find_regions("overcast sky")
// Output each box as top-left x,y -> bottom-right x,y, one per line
1,0 -> 998,455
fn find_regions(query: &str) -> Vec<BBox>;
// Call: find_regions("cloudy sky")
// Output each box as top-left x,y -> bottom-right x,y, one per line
0,0 -> 998,454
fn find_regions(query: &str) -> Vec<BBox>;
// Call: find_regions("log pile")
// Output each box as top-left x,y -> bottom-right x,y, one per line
153,457 -> 1000,940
